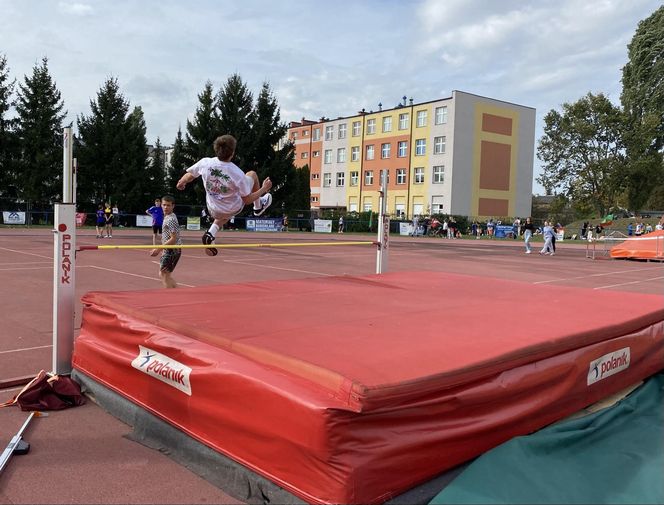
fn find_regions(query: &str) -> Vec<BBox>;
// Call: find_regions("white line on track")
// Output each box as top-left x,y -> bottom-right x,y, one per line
83,265 -> 196,288
222,259 -> 334,276
0,344 -> 52,355
0,266 -> 52,271
0,261 -> 51,266
594,276 -> 664,290
533,266 -> 663,284
0,246 -> 52,260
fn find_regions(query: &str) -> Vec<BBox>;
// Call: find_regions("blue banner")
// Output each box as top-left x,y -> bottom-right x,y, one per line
495,225 -> 516,238
245,218 -> 282,232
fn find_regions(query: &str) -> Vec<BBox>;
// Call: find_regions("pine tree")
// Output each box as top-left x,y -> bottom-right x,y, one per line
14,57 -> 66,206
249,82 -> 294,213
185,81 -> 218,161
167,127 -> 188,193
182,81 -> 218,206
216,74 -> 254,168
76,78 -> 130,207
119,106 -> 151,212
146,137 -> 167,200
76,79 -> 150,213
0,54 -> 16,197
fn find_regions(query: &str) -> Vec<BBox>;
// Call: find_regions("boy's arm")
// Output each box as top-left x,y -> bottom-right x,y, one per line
176,173 -> 195,190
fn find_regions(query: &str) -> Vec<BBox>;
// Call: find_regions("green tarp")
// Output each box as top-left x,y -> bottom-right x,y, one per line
431,374 -> 664,504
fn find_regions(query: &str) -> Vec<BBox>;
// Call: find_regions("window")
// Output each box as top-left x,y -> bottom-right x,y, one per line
323,173 -> 332,187
397,140 -> 408,158
433,165 -> 445,183
381,143 -> 391,159
366,145 -> 375,160
313,150 -> 320,158
415,139 -> 426,156
292,131 -> 298,139
338,123 -> 347,139
413,202 -> 423,215
325,125 -> 334,140
379,169 -> 390,184
416,110 -> 427,127
364,170 -> 374,185
313,128 -> 320,141
399,113 -> 409,130
398,141 -> 408,158
349,201 -> 358,212
302,129 -> 308,136
351,146 -> 360,162
324,149 -> 332,164
311,173 -> 320,180
431,196 -> 444,214
414,167 -> 424,184
311,195 -> 319,203
337,148 -> 346,163
434,136 -> 446,154
396,168 -> 406,184
363,198 -> 373,212
382,116 -> 392,132
336,172 -> 345,187
367,119 -> 376,134
435,106 -> 448,125
352,121 -> 361,136
301,152 -> 308,159
350,171 -> 359,186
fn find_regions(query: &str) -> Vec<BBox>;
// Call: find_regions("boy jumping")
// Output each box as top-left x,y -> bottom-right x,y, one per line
176,134 -> 272,256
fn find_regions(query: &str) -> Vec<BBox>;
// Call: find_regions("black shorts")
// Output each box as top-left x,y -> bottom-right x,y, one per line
152,224 -> 162,234
160,250 -> 181,273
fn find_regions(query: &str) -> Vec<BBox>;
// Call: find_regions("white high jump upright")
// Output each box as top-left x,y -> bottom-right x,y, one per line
376,173 -> 389,274
52,127 -> 77,375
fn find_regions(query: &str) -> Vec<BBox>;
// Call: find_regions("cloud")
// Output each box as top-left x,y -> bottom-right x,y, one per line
57,2 -> 93,16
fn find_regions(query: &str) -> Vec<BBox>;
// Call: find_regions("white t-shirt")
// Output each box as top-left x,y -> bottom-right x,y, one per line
186,158 -> 253,217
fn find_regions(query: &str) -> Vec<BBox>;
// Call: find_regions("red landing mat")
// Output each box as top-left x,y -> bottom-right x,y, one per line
73,271 -> 664,504
610,230 -> 664,260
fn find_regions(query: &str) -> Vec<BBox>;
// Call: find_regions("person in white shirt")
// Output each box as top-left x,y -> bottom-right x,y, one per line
176,135 -> 272,256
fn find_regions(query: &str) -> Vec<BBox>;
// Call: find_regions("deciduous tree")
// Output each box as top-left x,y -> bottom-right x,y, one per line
537,93 -> 624,217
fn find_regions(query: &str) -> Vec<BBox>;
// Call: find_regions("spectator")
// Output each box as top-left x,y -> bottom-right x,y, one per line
338,215 -> 344,234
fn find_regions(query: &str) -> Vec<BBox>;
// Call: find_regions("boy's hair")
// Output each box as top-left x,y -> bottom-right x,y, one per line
213,135 -> 236,161
155,197 -> 161,202
161,195 -> 175,204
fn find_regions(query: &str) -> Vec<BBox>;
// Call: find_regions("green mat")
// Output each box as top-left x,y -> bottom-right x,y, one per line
430,373 -> 664,504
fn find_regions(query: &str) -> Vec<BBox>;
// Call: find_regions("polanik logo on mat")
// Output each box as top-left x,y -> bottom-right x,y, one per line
131,345 -> 192,396
587,347 -> 630,386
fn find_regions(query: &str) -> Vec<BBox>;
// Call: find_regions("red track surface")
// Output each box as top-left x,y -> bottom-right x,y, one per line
1,227 -> 663,503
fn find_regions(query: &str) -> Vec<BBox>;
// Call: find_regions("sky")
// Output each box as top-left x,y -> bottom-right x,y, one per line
1,0 -> 660,194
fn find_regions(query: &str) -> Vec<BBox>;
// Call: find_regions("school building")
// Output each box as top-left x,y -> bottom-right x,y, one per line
287,90 -> 536,219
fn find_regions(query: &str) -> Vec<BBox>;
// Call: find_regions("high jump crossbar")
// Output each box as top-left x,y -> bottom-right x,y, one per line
78,241 -> 379,251
53,127 -> 390,374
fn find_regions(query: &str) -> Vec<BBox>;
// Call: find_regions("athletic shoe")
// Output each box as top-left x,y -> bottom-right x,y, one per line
253,193 -> 272,216
549,252 -> 555,256
202,231 -> 218,256
525,250 -> 531,254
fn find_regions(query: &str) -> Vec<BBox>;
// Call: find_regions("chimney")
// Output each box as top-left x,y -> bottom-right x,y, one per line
378,102 -> 382,111
409,97 -> 414,106
402,96 -> 407,106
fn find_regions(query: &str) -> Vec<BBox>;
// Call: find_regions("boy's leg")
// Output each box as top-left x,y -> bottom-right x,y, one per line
202,217 -> 229,256
246,171 -> 272,215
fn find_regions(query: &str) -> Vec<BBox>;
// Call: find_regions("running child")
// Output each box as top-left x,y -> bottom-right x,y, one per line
176,134 -> 272,256
146,198 -> 164,245
149,195 -> 181,288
